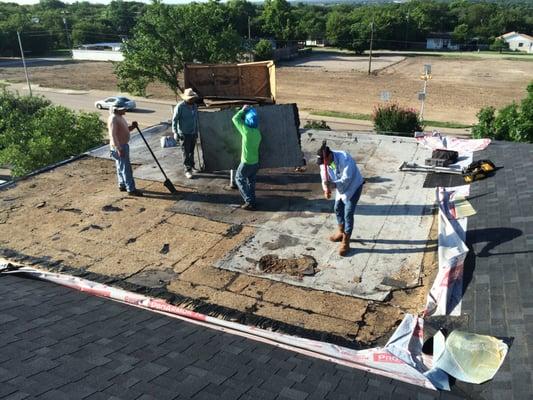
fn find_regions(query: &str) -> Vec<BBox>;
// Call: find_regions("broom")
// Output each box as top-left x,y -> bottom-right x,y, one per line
322,140 -> 331,199
135,126 -> 178,195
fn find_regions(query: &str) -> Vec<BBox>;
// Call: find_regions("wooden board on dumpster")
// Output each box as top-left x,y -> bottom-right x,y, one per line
184,61 -> 276,102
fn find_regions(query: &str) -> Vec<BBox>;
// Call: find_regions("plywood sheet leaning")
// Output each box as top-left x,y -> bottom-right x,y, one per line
198,104 -> 302,172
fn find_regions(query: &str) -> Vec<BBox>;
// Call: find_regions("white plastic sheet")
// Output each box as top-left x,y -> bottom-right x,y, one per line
434,331 -> 508,384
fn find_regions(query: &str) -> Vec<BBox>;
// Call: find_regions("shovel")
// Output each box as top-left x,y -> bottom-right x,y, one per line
135,126 -> 178,195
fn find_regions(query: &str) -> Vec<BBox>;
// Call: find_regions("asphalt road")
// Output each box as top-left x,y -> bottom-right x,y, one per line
7,82 -> 379,133
8,83 -> 174,129
0,57 -> 71,68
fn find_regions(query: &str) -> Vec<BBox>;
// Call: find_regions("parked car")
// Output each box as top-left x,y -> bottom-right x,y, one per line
95,96 -> 136,111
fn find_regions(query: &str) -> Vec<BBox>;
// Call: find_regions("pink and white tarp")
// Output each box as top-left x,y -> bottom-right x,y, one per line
416,134 -> 491,154
424,188 -> 469,317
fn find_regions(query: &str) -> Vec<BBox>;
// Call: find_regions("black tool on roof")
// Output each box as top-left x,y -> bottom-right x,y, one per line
135,126 -> 178,195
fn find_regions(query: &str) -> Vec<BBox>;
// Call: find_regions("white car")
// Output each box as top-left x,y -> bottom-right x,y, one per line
95,96 -> 136,111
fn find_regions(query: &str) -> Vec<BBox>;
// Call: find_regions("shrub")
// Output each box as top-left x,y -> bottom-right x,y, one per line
471,106 -> 496,139
372,103 -> 423,136
254,39 -> 274,61
304,120 -> 331,130
489,38 -> 509,53
0,91 -> 105,176
472,81 -> 533,143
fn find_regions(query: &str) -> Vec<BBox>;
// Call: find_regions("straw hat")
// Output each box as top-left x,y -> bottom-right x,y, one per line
110,105 -> 127,115
180,88 -> 199,101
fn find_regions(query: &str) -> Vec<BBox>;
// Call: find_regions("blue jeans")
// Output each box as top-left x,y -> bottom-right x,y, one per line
334,184 -> 363,236
236,162 -> 259,205
110,144 -> 136,192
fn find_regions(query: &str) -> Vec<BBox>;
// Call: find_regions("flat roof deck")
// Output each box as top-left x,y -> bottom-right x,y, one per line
0,127 -> 438,346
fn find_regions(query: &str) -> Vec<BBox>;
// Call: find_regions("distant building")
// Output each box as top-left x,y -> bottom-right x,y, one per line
304,39 -> 327,47
72,42 -> 124,62
497,32 -> 533,53
426,33 -> 459,51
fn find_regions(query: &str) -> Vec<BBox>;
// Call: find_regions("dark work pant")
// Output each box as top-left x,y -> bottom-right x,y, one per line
181,134 -> 197,172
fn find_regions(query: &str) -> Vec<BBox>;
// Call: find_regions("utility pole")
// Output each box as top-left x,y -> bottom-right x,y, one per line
248,16 -> 251,40
368,18 -> 374,75
62,17 -> 71,50
419,64 -> 431,121
404,10 -> 409,50
16,31 -> 32,97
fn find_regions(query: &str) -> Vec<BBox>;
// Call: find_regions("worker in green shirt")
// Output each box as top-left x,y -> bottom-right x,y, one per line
232,105 -> 262,211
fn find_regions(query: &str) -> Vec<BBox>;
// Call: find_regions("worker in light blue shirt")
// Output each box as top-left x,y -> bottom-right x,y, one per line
172,88 -> 199,179
317,141 -> 364,256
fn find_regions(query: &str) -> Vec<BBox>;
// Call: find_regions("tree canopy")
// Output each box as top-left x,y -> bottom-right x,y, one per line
115,0 -> 242,97
1,0 -> 531,57
0,90 -> 104,176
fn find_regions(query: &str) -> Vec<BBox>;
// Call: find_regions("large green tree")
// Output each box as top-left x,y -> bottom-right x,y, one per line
104,0 -> 145,37
226,0 -> 256,38
115,0 -> 242,97
0,91 -> 104,176
292,4 -> 327,40
259,0 -> 293,43
71,20 -> 113,46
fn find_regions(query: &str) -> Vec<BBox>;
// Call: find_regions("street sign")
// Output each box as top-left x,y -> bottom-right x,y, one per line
424,64 -> 432,75
380,91 -> 391,101
418,92 -> 426,101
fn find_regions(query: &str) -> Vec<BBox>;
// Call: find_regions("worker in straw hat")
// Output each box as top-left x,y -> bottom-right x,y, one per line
108,105 -> 143,197
172,88 -> 200,179
317,141 -> 364,256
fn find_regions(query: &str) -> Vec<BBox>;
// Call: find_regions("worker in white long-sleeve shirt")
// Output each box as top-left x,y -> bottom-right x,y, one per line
317,141 -> 364,256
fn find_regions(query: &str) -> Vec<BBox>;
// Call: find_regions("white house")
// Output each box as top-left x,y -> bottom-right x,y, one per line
72,42 -> 124,62
497,32 -> 533,53
426,33 -> 460,51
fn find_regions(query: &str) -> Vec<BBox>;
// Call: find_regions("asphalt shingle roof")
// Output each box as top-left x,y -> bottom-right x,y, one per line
462,141 -> 533,400
1,273 -> 469,400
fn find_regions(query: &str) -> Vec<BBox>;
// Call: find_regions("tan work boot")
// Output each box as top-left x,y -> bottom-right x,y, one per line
339,233 -> 351,256
329,224 -> 344,242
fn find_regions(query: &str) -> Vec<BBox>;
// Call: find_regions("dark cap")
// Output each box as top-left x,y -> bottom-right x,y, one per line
316,140 -> 331,165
